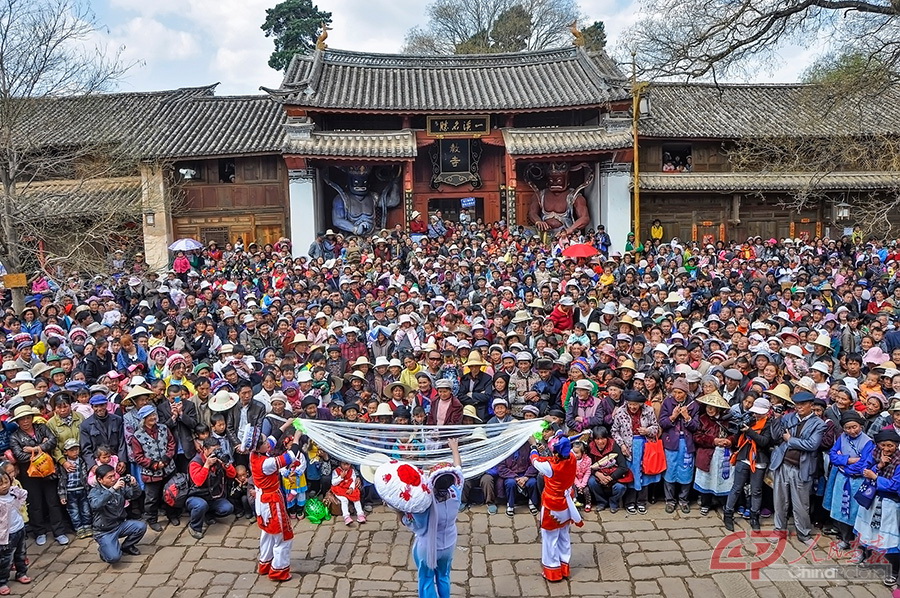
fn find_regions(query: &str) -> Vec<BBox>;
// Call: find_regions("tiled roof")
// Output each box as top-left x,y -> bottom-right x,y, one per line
17,86 -> 285,159
267,47 -> 629,111
502,126 -> 632,156
640,83 -> 900,138
284,129 -> 417,158
639,171 -> 900,192
143,95 -> 285,158
14,177 -> 142,220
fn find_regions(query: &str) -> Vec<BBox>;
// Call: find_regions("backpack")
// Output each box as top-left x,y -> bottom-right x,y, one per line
163,472 -> 190,509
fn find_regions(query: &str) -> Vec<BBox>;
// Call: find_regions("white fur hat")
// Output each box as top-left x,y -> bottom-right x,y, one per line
374,460 -> 433,514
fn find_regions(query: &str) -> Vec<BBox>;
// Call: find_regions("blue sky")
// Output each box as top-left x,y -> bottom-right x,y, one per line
90,0 -> 818,95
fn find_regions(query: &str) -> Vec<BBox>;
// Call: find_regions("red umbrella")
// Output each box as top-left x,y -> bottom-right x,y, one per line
561,243 -> 599,259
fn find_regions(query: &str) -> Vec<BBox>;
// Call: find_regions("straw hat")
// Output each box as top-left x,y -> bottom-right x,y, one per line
352,356 -> 372,368
461,405 -> 482,422
466,426 -> 488,442
345,370 -> 368,383
359,453 -> 391,484
764,383 -> 792,403
510,310 -> 532,324
696,391 -> 729,410
619,359 -> 637,372
9,405 -> 40,421
383,381 -> 411,399
664,291 -> 682,304
15,383 -> 39,398
464,351 -> 487,368
812,335 -> 832,350
208,389 -> 239,412
372,403 -> 395,418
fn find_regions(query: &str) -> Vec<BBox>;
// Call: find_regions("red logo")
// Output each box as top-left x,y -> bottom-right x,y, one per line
710,532 -> 787,579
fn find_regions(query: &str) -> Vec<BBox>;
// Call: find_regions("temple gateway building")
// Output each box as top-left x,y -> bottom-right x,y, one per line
263,46 -> 636,249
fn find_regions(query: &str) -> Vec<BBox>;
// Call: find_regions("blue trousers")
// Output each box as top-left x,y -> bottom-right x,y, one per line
185,496 -> 234,532
588,478 -> 627,508
64,489 -> 92,530
95,520 -> 147,563
413,544 -> 453,598
503,477 -> 538,507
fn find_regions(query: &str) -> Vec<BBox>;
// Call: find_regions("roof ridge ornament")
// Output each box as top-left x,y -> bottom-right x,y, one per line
315,22 -> 329,51
569,20 -> 584,47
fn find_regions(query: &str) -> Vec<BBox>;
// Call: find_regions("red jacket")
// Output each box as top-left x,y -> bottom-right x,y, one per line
547,305 -> 574,333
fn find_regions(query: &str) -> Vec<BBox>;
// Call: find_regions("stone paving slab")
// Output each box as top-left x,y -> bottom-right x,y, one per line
12,504 -> 894,597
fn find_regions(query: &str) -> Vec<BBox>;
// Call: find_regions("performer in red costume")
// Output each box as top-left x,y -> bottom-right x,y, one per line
250,421 -> 306,582
529,430 -> 583,582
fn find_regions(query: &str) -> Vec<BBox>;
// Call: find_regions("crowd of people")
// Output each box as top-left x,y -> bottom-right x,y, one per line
1,218 -> 900,590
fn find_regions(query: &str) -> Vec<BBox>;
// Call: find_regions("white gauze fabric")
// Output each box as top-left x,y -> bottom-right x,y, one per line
298,419 -> 544,479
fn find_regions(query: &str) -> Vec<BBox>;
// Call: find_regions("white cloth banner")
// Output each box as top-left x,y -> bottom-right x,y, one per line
298,419 -> 544,479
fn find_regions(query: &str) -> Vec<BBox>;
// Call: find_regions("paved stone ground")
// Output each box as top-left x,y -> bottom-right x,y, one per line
13,504 -> 895,598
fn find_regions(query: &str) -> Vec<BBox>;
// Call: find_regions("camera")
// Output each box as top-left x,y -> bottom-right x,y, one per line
211,448 -> 231,465
725,411 -> 752,434
121,474 -> 133,485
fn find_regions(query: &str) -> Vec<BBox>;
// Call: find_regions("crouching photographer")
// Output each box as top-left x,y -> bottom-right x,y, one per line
89,465 -> 146,563
186,437 -> 236,539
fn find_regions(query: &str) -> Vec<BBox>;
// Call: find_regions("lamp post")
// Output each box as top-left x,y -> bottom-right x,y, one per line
631,52 -> 649,242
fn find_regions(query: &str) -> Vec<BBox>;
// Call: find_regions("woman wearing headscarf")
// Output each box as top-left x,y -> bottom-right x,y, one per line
659,378 -> 700,514
128,404 -> 176,533
692,391 -> 735,517
611,390 -> 660,514
824,411 -> 874,550
855,429 -> 900,585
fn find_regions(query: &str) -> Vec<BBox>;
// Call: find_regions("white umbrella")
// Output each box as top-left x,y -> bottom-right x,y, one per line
168,238 -> 203,252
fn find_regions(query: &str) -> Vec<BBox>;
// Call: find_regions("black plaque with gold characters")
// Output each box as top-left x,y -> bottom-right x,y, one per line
426,115 -> 490,137
430,139 -> 483,188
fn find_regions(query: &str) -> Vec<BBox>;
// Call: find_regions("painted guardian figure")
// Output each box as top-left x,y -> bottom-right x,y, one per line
526,162 -> 592,237
324,165 -> 402,236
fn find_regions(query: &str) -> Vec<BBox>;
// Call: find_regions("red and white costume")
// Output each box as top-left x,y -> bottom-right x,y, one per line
331,465 -> 365,522
250,445 -> 305,581
530,449 -> 583,581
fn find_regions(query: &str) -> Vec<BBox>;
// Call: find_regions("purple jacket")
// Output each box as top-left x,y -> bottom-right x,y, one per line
658,396 -> 700,452
498,444 -> 538,479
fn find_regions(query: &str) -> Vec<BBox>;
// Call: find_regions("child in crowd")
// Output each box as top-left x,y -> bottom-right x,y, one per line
411,406 -> 427,426
0,464 -> 24,526
193,424 -> 210,456
210,415 -> 233,457
281,437 -> 307,519
571,441 -> 593,512
228,465 -> 254,521
567,323 -> 590,348
0,463 -> 29,594
57,439 -> 92,539
330,460 -> 365,526
87,446 -> 119,486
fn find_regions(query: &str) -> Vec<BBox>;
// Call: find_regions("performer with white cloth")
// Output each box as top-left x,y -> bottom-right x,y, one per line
373,438 -> 463,598
249,420 -> 306,582
529,430 -> 583,582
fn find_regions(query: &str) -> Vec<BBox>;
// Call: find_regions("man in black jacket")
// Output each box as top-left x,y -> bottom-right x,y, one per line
80,339 -> 115,384
157,384 -> 199,472
80,393 -> 127,470
458,351 -> 492,421
90,465 -> 146,563
225,381 -> 266,467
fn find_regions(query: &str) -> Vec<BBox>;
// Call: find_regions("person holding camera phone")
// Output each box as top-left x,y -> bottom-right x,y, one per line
89,464 -> 146,563
186,437 -> 237,539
